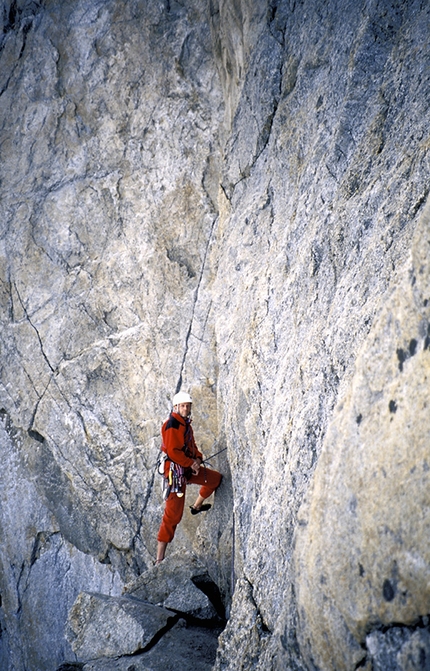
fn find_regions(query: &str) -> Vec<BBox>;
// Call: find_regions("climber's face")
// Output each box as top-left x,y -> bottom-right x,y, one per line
175,402 -> 192,418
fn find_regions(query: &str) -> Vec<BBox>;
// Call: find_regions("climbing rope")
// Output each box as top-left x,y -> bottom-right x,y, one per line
202,446 -> 227,464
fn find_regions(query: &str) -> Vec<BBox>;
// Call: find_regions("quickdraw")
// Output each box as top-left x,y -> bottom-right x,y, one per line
169,462 -> 186,496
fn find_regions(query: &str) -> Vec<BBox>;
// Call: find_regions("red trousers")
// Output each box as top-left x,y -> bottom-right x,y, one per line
157,467 -> 222,543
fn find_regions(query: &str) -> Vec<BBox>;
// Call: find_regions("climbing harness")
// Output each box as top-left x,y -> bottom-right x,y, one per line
159,456 -> 204,499
155,412 -> 227,501
157,448 -> 187,500
156,447 -> 227,494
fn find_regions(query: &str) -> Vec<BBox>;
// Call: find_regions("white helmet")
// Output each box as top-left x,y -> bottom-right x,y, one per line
172,391 -> 193,406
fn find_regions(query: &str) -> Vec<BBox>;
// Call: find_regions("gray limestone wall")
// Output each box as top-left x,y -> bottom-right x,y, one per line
0,0 -> 429,669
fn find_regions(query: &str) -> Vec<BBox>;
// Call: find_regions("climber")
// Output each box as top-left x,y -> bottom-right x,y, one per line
156,391 -> 222,564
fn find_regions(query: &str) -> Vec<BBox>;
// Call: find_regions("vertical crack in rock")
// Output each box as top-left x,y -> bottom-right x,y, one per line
252,95 -> 280,167
222,31 -> 283,197
17,15 -> 32,60
176,215 -> 218,392
139,466 -> 156,516
268,0 -> 287,47
15,561 -> 26,616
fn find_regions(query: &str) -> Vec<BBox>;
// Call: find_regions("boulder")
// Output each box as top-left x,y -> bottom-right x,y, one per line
80,619 -> 221,671
124,550 -> 222,621
66,593 -> 175,661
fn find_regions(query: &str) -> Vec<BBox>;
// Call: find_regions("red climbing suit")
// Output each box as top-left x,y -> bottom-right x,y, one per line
157,412 -> 222,544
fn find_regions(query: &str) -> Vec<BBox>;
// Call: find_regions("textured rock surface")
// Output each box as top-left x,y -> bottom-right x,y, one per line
211,1 -> 430,669
1,0 -> 430,669
294,202 -> 430,670
67,592 -> 175,660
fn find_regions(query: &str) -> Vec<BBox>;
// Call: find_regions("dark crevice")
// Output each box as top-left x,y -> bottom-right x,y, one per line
254,105 -> 278,163
138,614 -> 180,653
409,338 -> 418,357
3,0 -> 18,33
28,377 -> 52,443
396,347 -> 407,372
0,74 -> 12,96
18,17 -> 32,59
176,320 -> 192,394
140,467 -> 156,514
28,428 -> 45,443
0,408 -> 11,430
425,324 -> 430,351
382,578 -> 395,602
166,248 -> 196,279
397,334 -> 421,372
30,531 -> 59,568
365,615 -> 430,637
1,1 -> 42,58
219,182 -> 231,203
15,561 -> 26,616
191,573 -> 226,620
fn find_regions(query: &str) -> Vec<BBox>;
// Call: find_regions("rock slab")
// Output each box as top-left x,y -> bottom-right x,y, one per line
67,592 -> 175,660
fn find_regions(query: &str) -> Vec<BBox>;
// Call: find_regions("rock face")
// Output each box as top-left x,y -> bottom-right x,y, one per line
294,203 -> 430,670
0,0 -> 430,669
